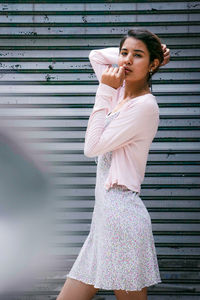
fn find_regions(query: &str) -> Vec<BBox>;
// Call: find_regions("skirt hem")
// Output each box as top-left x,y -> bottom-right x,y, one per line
66,274 -> 162,292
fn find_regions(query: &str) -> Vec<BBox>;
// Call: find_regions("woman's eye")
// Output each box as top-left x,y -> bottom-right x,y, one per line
121,52 -> 141,57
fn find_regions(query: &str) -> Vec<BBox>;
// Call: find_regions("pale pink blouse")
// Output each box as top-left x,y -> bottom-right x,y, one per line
84,47 -> 160,194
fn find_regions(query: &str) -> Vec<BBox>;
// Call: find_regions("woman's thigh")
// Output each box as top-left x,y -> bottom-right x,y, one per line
56,277 -> 99,300
114,286 -> 147,300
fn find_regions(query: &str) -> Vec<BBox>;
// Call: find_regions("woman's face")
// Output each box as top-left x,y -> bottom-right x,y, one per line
118,37 -> 153,83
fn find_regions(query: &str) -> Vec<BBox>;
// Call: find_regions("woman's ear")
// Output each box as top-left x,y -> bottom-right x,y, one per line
149,58 -> 160,72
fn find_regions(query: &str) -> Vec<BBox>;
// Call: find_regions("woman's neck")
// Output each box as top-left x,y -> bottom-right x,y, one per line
123,80 -> 151,101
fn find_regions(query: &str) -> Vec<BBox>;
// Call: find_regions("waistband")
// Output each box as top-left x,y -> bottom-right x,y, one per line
133,191 -> 139,196
109,185 -> 139,195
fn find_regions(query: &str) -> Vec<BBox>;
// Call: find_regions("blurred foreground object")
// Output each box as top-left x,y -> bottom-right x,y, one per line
0,121 -> 55,298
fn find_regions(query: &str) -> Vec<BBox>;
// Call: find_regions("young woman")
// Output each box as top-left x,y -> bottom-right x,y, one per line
57,29 -> 170,300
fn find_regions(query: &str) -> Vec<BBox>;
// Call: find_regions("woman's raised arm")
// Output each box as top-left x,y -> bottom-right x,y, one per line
89,47 -> 120,82
84,83 -> 159,158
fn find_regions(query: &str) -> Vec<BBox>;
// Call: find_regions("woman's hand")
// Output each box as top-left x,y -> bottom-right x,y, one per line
161,43 -> 170,66
101,65 -> 126,89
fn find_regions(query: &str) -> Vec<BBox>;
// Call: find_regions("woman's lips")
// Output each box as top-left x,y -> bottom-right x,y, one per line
124,68 -> 132,73
124,66 -> 132,72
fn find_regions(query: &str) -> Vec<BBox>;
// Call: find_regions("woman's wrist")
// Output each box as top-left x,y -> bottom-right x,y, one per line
100,80 -> 117,90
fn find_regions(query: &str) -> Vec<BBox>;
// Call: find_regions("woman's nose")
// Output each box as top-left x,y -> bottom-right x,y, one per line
124,55 -> 133,65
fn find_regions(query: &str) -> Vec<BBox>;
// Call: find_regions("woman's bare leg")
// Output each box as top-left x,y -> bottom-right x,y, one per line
56,277 -> 99,300
114,286 -> 147,300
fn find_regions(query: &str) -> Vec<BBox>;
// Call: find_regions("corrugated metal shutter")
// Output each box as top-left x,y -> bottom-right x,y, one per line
0,1 -> 199,299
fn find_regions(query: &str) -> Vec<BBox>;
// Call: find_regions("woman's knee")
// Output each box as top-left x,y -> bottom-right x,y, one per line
56,277 -> 99,300
114,286 -> 147,300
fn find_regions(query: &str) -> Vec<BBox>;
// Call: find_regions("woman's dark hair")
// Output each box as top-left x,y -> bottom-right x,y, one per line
119,28 -> 164,82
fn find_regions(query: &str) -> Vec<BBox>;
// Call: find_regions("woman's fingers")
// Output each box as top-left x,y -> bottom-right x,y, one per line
118,66 -> 125,85
163,47 -> 170,57
108,66 -> 125,80
117,66 -> 125,76
106,66 -> 120,75
108,66 -> 123,73
161,51 -> 170,66
105,65 -> 112,72
165,48 -> 170,56
161,44 -> 170,56
101,65 -> 124,89
107,66 -> 114,73
160,45 -> 170,66
113,66 -> 121,74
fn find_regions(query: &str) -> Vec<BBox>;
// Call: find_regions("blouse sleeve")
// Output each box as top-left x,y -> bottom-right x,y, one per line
89,47 -> 120,83
84,83 -> 159,158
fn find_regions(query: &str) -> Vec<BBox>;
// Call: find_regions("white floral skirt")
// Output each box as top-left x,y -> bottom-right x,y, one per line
66,150 -> 162,292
